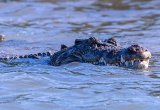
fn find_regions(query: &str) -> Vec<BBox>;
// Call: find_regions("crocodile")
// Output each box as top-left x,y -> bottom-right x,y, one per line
49,37 -> 151,69
0,37 -> 151,69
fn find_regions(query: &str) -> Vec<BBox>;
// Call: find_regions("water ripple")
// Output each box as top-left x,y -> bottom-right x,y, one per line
0,0 -> 160,109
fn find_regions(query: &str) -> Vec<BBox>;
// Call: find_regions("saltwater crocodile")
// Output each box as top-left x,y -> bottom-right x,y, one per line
0,37 -> 151,69
49,37 -> 151,69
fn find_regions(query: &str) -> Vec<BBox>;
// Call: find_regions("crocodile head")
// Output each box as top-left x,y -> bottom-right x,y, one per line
102,45 -> 151,69
121,45 -> 151,69
50,37 -> 151,69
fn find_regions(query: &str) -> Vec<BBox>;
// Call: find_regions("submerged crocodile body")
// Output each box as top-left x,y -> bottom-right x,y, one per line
50,37 -> 151,69
0,37 -> 151,69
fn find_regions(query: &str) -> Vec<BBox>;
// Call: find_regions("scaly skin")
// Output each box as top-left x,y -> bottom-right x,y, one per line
50,37 -> 151,69
0,51 -> 52,61
0,37 -> 151,69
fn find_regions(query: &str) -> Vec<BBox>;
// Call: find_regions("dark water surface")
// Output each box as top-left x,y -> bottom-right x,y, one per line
0,0 -> 160,110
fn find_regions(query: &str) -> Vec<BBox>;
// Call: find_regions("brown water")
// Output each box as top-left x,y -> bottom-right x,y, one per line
0,0 -> 160,110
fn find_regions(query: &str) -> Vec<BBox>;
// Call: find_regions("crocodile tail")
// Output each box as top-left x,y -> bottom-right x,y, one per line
0,51 -> 53,61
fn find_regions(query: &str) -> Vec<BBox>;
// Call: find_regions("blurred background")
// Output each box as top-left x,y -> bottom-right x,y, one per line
0,0 -> 160,110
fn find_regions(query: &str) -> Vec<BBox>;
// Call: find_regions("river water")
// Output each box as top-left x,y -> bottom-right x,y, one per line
0,0 -> 160,110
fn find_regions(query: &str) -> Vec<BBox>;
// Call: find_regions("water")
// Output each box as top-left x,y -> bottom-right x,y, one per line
0,0 -> 160,110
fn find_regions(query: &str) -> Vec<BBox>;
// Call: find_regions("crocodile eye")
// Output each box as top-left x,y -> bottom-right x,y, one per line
140,59 -> 143,62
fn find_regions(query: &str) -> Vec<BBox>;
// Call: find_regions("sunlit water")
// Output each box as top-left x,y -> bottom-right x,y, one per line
0,0 -> 160,110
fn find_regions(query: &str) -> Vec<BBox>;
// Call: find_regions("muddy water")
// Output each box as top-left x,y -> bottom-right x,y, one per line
0,0 -> 160,110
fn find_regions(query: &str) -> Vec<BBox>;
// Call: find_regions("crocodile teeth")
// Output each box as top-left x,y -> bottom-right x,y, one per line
121,55 -> 125,63
99,57 -> 107,65
125,61 -> 129,67
99,57 -> 104,63
104,61 -> 107,65
131,60 -> 134,65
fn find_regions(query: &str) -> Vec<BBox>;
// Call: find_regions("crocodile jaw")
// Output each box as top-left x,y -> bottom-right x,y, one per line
120,55 -> 150,69
119,45 -> 151,69
138,59 -> 149,69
